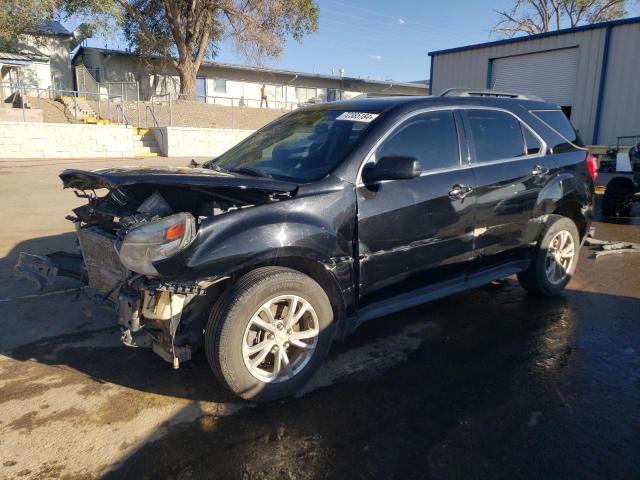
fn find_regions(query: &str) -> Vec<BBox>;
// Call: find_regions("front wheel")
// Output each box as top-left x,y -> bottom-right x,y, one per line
205,267 -> 334,401
518,216 -> 580,296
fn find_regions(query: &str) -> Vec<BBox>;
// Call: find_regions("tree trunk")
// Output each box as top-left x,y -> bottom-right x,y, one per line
177,62 -> 197,100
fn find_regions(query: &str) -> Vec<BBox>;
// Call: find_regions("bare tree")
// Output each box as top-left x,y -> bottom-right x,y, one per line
494,0 -> 628,37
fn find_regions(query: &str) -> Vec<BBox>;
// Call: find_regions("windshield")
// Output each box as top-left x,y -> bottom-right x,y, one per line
207,109 -> 376,182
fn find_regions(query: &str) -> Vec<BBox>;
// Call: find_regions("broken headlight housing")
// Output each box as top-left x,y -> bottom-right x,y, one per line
117,213 -> 196,276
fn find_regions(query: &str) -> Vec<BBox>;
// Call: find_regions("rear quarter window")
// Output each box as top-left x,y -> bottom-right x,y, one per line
531,110 -> 584,147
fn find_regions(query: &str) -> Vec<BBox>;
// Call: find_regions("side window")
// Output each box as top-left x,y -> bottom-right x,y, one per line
466,110 -> 526,162
531,110 -> 583,146
523,126 -> 543,155
376,111 -> 460,171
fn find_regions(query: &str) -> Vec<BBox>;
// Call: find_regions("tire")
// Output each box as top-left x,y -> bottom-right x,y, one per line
602,178 -> 634,217
205,267 -> 334,401
517,215 -> 580,296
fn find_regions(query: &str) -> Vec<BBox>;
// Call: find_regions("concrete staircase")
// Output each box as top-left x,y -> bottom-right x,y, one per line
57,96 -> 102,123
132,127 -> 161,157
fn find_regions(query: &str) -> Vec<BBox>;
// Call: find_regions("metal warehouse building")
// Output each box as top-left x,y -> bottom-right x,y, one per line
429,17 -> 640,146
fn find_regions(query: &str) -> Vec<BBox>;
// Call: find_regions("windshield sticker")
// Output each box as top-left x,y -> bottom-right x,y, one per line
336,112 -> 379,123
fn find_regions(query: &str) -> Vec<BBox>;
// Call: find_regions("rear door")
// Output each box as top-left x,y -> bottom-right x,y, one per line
356,109 -> 477,300
462,108 -> 556,268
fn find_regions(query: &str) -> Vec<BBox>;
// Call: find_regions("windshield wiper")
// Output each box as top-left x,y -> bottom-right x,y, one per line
230,167 -> 272,178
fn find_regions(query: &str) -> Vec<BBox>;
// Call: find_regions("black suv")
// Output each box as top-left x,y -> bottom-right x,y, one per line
17,90 -> 596,401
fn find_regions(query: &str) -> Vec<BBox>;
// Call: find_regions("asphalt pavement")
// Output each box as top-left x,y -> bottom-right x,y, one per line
0,158 -> 638,479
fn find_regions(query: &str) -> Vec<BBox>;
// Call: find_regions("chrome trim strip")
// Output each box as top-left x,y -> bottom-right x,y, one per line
529,109 -> 588,151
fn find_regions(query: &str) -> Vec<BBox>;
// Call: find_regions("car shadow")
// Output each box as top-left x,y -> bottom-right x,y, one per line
101,286 -> 640,479
2,229 -> 640,478
0,230 -> 570,406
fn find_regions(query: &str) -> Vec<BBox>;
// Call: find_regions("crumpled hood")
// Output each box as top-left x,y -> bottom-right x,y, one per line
59,166 -> 299,196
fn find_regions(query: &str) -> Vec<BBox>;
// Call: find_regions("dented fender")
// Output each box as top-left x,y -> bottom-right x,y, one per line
155,175 -> 359,312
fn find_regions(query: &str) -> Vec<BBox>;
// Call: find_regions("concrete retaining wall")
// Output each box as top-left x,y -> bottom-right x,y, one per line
0,121 -> 134,159
0,122 -> 255,159
155,126 -> 253,158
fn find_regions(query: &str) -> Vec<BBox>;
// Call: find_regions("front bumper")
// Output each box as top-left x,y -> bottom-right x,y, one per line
14,230 -> 213,369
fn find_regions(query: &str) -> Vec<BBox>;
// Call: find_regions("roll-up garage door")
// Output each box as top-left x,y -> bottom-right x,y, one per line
490,48 -> 578,106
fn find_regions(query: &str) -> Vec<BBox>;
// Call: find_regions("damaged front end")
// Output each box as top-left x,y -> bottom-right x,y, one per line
15,165 -> 297,368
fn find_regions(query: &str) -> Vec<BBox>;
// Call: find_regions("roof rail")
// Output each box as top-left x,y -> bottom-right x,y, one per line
439,88 -> 543,101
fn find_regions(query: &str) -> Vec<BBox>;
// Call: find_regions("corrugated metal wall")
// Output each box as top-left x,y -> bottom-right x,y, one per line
598,23 -> 640,145
490,48 -> 579,105
431,27 -> 613,144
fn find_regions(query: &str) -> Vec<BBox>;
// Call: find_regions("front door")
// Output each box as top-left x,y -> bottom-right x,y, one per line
357,110 -> 477,301
462,108 -> 557,267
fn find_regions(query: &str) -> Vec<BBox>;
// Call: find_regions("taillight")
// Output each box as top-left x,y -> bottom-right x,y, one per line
586,153 -> 598,182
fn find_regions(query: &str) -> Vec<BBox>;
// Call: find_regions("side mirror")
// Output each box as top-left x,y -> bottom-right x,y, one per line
362,156 -> 422,184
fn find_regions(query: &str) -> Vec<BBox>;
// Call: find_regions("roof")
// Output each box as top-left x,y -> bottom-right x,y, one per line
429,15 -> 640,56
35,20 -> 72,37
0,52 -> 50,63
73,46 -> 428,90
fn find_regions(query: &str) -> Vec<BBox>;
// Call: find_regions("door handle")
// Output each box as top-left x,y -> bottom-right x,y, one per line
531,165 -> 549,175
448,184 -> 474,200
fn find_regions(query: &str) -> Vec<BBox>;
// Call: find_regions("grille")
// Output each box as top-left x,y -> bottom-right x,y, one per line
77,226 -> 128,297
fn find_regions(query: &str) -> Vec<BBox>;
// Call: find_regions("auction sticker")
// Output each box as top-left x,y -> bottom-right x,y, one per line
336,112 -> 379,122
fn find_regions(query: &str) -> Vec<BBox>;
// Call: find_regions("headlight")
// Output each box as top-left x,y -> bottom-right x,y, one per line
117,213 -> 196,276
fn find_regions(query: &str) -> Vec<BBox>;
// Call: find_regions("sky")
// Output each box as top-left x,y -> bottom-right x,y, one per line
63,0 -> 640,83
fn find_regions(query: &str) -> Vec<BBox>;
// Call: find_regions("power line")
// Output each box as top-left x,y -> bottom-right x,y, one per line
321,0 -> 479,42
320,6 -> 473,44
319,21 -> 437,51
321,16 -> 448,45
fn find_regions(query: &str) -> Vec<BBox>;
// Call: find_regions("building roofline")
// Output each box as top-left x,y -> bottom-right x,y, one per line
428,15 -> 640,56
73,46 -> 428,90
33,20 -> 73,38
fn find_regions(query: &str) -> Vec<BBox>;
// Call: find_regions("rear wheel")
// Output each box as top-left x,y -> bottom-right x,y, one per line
518,216 -> 579,296
205,267 -> 334,401
602,178 -> 634,217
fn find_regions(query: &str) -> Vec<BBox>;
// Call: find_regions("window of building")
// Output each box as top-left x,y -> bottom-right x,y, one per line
376,111 -> 460,171
214,78 -> 226,94
196,77 -> 207,103
265,84 -> 283,100
295,87 -> 317,102
466,110 -> 525,162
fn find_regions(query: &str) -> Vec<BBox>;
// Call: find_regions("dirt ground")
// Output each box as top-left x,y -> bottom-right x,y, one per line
26,96 -> 285,130
0,158 -> 638,479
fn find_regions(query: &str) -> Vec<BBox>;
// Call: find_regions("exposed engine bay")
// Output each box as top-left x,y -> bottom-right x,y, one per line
15,166 -> 299,368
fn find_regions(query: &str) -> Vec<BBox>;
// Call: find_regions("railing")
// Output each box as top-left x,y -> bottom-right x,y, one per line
0,81 -> 138,125
1,80 -> 316,129
149,93 -> 173,127
114,103 -> 129,125
175,92 -> 305,111
616,135 -> 640,149
145,105 -> 164,150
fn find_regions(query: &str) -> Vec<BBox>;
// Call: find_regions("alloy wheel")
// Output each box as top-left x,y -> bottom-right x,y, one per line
242,295 -> 319,383
544,230 -> 575,284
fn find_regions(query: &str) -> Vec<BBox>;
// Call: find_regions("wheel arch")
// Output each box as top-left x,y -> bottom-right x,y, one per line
207,254 -> 351,338
553,199 -> 587,239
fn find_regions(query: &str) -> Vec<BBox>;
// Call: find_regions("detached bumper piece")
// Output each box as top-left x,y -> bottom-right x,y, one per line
14,252 -> 85,289
585,236 -> 640,258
